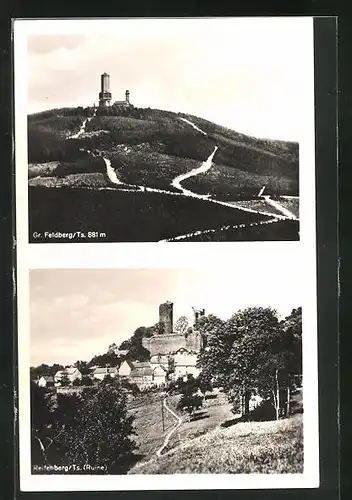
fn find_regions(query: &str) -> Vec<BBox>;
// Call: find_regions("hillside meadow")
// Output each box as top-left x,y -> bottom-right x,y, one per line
27,106 -> 299,242
28,106 -> 299,199
129,413 -> 303,475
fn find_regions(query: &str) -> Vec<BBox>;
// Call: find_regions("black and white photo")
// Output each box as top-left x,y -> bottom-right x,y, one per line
17,18 -> 311,243
29,265 -> 304,476
14,17 -> 320,493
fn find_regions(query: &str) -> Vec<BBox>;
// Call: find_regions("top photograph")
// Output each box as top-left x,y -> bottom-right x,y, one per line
19,18 -> 313,243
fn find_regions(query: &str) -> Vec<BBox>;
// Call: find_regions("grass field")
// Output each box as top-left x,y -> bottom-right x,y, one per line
28,115 -> 83,138
276,198 -> 300,218
226,199 -> 288,217
129,413 -> 303,475
178,112 -> 299,163
182,164 -> 297,201
27,106 -> 299,242
28,188 -> 271,242
28,107 -> 299,202
29,173 -> 111,189
108,148 -> 200,191
164,391 -> 235,453
127,393 -> 180,462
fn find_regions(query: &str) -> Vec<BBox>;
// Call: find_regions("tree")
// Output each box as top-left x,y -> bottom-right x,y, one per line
197,307 -> 297,419
30,364 -> 53,379
81,375 -> 94,387
177,394 -> 203,419
174,316 -> 190,335
60,372 -> 70,387
101,374 -> 113,385
108,343 -> 117,353
119,339 -> 132,350
153,322 -> 164,335
30,381 -> 60,465
196,374 -> 213,394
58,384 -> 136,470
50,364 -> 65,376
88,352 -> 119,368
280,307 -> 302,416
74,360 -> 91,376
196,314 -> 230,388
123,326 -> 154,361
181,374 -> 198,396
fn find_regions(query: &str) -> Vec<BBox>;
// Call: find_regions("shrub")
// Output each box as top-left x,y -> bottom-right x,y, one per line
55,384 -> 136,471
177,394 -> 203,417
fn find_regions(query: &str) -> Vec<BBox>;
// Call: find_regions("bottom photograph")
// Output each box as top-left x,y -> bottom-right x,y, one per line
29,267 -> 303,476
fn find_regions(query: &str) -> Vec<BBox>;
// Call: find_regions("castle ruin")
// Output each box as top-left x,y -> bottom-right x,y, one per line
142,301 -> 204,380
159,301 -> 173,335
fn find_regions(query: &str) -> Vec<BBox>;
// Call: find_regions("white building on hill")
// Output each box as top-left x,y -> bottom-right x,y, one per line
92,366 -> 118,380
173,348 -> 200,380
37,375 -> 54,388
54,366 -> 82,385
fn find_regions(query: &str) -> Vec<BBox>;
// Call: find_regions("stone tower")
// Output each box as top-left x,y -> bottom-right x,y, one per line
159,301 -> 173,335
99,72 -> 112,107
125,89 -> 130,104
193,307 -> 205,324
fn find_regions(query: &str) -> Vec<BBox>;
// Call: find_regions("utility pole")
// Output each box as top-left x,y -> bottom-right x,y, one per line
161,398 -> 165,432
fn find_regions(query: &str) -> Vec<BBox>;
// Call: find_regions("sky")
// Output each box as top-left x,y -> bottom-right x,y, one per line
30,257 -> 302,367
24,17 -> 313,141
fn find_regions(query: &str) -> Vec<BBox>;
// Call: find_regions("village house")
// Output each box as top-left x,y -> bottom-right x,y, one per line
92,366 -> 118,381
36,375 -> 54,388
118,359 -> 134,378
54,366 -> 82,386
152,365 -> 168,386
129,361 -> 154,389
173,347 -> 200,380
150,354 -> 173,372
118,358 -> 169,388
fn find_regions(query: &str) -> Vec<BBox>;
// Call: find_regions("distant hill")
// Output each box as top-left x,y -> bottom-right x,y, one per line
28,106 -> 298,198
27,106 -> 299,242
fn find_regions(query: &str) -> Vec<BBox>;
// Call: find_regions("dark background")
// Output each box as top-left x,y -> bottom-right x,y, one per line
0,5 -> 345,500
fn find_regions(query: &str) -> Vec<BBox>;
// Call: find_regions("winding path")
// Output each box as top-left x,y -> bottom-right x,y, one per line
65,114 -> 298,238
158,217 -> 282,242
179,117 -> 207,136
155,398 -> 182,457
171,146 -> 218,199
262,195 -> 296,219
103,157 -> 123,185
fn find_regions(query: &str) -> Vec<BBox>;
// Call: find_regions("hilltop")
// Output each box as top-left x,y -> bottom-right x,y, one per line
28,106 -> 299,242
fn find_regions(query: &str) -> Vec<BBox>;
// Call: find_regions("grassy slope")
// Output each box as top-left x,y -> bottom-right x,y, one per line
165,391 -> 235,452
28,189 -> 270,242
28,106 -> 299,198
276,198 -> 300,218
127,393 -> 180,462
28,107 -> 299,241
178,220 -> 299,242
178,112 -> 299,162
129,413 -> 303,475
182,163 -> 296,200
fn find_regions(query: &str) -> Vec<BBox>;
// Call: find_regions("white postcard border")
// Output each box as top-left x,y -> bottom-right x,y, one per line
14,17 -> 319,491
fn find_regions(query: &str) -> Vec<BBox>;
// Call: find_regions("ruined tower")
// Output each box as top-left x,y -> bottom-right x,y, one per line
159,301 -> 173,335
192,307 -> 205,324
99,72 -> 112,107
125,90 -> 130,104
